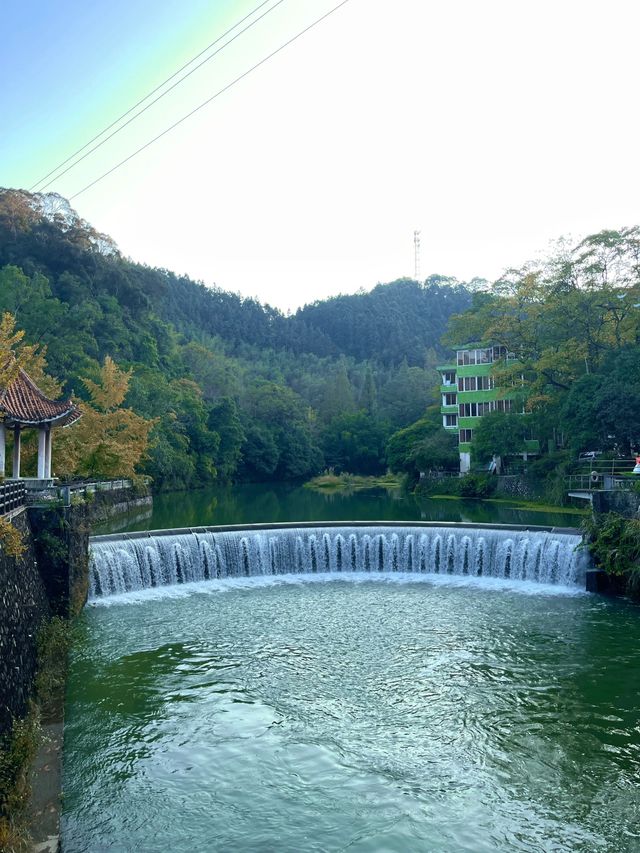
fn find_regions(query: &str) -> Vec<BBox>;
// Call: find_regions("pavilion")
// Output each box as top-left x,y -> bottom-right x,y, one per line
0,369 -> 81,480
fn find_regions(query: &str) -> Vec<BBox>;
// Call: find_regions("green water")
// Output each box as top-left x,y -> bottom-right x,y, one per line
94,482 -> 586,534
63,578 -> 639,852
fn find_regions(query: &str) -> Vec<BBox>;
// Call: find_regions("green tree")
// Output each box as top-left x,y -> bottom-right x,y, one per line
359,365 -> 377,414
471,412 -> 532,464
320,362 -> 356,422
386,407 -> 458,477
561,346 -> 640,454
209,397 -> 245,480
322,412 -> 391,474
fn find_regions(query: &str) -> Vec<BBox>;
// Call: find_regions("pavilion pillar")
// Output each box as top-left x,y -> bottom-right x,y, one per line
45,428 -> 52,479
0,424 -> 5,477
12,427 -> 21,479
38,427 -> 47,479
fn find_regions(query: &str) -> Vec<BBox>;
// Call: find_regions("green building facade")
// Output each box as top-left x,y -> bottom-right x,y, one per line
437,344 -> 539,473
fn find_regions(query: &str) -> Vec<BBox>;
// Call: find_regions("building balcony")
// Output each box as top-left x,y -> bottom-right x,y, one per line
440,404 -> 458,414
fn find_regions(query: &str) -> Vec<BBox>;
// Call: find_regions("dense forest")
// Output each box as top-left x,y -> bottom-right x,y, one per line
438,227 -> 640,479
0,189 -> 472,488
4,189 -> 636,493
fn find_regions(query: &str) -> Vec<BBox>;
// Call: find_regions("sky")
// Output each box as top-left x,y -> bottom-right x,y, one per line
1,0 -> 639,311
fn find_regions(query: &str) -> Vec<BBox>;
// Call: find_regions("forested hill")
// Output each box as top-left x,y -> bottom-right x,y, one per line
0,188 -> 472,489
295,278 -> 472,365
0,189 -> 471,366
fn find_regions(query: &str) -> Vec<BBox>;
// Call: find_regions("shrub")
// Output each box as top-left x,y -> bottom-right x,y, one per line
459,473 -> 497,498
583,513 -> 640,596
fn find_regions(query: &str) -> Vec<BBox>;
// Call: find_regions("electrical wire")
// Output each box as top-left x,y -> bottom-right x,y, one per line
68,0 -> 352,202
29,0 -> 277,192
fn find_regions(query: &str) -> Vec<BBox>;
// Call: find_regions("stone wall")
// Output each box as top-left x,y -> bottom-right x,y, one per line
0,511 -> 49,736
88,487 -> 152,526
28,504 -> 90,618
495,475 -> 547,501
1,485 -> 152,739
592,489 -> 640,519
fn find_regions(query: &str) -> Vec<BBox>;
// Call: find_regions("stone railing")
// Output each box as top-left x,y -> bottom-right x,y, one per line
3,478 -> 134,507
0,480 -> 27,515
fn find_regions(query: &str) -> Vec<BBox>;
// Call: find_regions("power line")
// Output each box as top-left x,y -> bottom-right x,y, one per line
29,0 -> 277,192
69,0 -> 352,202
33,0 -> 287,194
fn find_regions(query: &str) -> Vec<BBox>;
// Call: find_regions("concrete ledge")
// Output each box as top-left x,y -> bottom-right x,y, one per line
91,519 -> 582,544
28,719 -> 62,853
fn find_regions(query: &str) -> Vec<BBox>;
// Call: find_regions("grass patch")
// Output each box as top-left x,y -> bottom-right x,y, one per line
0,707 -> 40,853
35,617 -> 73,712
426,494 -> 589,515
305,472 -> 404,493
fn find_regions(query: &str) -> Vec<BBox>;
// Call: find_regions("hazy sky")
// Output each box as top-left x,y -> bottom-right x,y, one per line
2,0 -> 638,310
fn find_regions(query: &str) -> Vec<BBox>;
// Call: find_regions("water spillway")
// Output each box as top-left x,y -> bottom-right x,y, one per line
88,523 -> 585,599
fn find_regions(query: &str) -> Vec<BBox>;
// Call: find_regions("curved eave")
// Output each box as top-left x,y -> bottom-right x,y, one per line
2,409 -> 82,428
0,368 -> 82,428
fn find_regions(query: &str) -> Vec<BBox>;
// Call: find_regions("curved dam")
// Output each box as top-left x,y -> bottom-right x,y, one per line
89,522 -> 585,599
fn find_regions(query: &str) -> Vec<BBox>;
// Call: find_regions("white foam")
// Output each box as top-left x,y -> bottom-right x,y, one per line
87,570 -> 586,607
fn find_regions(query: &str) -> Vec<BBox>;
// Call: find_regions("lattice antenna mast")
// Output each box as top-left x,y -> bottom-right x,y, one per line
414,230 -> 421,281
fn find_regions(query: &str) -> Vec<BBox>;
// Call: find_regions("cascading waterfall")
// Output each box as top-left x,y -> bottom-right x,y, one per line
88,525 -> 585,599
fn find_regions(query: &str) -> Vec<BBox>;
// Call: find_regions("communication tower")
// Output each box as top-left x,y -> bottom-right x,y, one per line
414,230 -> 421,281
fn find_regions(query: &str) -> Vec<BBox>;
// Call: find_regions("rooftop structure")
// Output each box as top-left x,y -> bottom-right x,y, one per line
0,369 -> 81,480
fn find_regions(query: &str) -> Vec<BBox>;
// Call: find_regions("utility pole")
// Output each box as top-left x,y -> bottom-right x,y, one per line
414,230 -> 421,281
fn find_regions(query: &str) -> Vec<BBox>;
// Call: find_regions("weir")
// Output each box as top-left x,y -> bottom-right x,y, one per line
89,522 -> 585,599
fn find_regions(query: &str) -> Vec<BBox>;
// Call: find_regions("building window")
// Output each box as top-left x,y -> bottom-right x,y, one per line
492,345 -> 507,361
457,348 -> 494,366
459,403 -> 479,417
495,399 -> 513,413
459,377 -> 478,392
477,401 -> 492,415
444,414 -> 458,427
442,371 -> 456,385
443,392 -> 457,406
477,375 -> 494,390
460,429 -> 473,443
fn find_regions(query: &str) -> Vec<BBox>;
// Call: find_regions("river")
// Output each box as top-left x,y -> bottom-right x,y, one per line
60,484 -> 640,852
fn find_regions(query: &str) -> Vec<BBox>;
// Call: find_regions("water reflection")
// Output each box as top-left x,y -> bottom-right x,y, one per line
94,482 -> 585,535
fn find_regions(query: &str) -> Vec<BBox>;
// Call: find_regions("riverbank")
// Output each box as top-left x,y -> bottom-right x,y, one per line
427,494 -> 590,517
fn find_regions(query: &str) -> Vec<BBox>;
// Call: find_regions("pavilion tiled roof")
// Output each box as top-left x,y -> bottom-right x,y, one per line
0,369 -> 81,427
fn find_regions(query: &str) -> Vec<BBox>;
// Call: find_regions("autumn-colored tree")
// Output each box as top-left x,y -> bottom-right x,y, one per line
55,357 -> 156,480
0,313 -> 34,556
0,312 -> 26,391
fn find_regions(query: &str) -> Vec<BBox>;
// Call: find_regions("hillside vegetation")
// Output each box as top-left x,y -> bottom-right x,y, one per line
0,188 -> 471,489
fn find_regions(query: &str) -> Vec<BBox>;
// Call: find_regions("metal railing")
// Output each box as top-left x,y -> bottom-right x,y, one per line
574,457 -> 637,476
566,472 -> 638,492
0,481 -> 27,515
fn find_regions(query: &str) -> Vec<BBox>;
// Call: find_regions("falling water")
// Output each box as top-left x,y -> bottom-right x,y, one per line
88,525 -> 585,599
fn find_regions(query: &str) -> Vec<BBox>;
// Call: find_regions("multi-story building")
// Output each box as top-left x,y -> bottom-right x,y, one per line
437,344 -> 539,473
